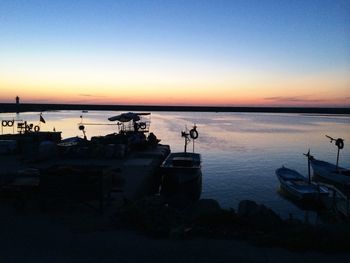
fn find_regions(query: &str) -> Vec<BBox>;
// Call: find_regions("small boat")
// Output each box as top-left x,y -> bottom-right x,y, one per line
310,135 -> 350,193
310,157 -> 350,192
276,166 -> 329,201
160,125 -> 202,201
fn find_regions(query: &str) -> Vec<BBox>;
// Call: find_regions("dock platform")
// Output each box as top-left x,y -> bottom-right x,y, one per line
0,144 -> 170,212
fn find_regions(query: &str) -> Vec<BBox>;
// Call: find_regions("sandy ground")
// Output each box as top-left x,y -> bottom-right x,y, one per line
1,200 -> 349,263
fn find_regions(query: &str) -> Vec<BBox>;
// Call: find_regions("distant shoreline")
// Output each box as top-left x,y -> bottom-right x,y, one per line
0,103 -> 349,114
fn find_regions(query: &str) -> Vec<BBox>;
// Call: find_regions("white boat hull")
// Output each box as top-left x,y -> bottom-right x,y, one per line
276,167 -> 329,202
310,158 -> 350,192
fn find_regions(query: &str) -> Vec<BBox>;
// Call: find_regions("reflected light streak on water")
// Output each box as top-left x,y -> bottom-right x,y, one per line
1,111 -> 349,220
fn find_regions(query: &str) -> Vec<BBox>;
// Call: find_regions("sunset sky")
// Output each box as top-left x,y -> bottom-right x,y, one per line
0,0 -> 349,107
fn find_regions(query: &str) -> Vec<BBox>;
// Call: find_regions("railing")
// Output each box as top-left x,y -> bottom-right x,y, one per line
117,121 -> 151,133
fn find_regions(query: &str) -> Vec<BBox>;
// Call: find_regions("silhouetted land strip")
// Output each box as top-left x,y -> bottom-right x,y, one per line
0,103 -> 349,114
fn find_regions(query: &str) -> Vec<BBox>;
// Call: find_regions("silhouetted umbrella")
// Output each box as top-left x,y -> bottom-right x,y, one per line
108,112 -> 141,122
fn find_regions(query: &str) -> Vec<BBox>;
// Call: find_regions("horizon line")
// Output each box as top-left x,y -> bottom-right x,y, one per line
0,102 -> 349,114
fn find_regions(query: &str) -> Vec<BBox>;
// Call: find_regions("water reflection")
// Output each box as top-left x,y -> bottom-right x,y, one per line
1,110 -> 349,219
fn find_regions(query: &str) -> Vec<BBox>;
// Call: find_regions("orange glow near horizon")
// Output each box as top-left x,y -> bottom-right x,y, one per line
1,68 -> 349,107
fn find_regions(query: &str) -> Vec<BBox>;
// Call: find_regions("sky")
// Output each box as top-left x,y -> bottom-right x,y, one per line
0,0 -> 349,107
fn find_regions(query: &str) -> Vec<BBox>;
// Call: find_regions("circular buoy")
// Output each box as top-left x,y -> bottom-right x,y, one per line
189,128 -> 199,139
7,120 -> 14,127
138,122 -> 146,130
34,125 -> 40,132
1,120 -> 8,127
79,125 -> 85,131
336,138 -> 344,150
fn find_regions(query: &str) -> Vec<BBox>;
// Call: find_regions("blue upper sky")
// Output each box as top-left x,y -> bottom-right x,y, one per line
0,0 -> 349,106
1,0 -> 348,68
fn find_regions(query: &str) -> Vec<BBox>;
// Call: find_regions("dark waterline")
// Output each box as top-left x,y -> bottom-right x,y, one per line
1,103 -> 350,114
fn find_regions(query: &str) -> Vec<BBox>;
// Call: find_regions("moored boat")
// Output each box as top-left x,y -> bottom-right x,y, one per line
310,157 -> 350,192
160,125 -> 202,202
276,166 -> 329,202
310,135 -> 350,193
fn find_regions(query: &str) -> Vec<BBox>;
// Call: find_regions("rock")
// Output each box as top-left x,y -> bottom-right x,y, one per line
187,199 -> 222,221
119,195 -> 186,236
238,200 -> 283,230
238,200 -> 259,217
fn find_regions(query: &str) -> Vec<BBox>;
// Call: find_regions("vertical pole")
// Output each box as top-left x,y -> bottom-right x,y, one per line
336,148 -> 340,171
308,155 -> 311,184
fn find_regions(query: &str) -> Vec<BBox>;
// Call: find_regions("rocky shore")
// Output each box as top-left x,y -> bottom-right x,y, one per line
1,192 -> 350,263
116,196 -> 350,252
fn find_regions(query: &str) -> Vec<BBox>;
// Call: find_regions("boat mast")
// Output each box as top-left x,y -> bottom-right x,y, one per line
181,130 -> 190,153
181,124 -> 199,153
303,150 -> 311,184
326,135 -> 344,171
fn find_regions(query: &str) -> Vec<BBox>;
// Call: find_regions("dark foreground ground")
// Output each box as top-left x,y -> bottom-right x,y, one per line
1,103 -> 350,114
1,201 -> 349,263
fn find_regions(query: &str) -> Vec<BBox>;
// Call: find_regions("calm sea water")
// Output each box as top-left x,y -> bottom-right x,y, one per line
2,111 -> 350,219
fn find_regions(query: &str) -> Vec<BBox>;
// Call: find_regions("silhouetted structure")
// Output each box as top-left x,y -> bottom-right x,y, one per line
15,96 -> 20,113
0,102 -> 349,114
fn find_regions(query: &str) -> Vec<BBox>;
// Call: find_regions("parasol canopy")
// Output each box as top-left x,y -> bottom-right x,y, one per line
108,112 -> 141,122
